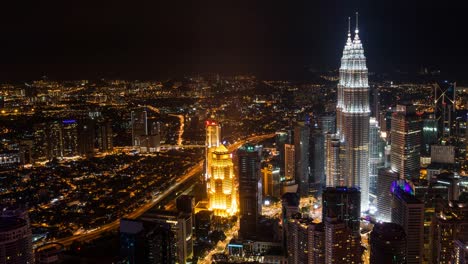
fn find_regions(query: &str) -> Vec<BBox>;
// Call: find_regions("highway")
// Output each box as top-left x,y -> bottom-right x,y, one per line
40,133 -> 275,248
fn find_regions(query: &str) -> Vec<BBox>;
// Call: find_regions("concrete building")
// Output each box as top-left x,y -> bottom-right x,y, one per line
391,182 -> 424,264
370,222 -> 406,264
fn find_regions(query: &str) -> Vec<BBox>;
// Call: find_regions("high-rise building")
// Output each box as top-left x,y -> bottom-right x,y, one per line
261,164 -> 281,199
176,195 -> 195,215
0,216 -> 34,264
324,217 -> 362,263
32,123 -> 48,161
370,222 -> 407,264
287,216 -> 325,264
237,144 -> 261,239
284,143 -> 295,182
131,108 -> 148,146
97,121 -> 113,152
309,129 -> 325,196
322,187 -> 361,235
205,119 -> 221,183
294,122 -> 310,197
371,86 -> 381,119
335,14 -> 371,211
120,218 -> 176,264
451,240 -> 468,264
205,119 -> 220,148
430,200 -> 468,264
48,122 -> 63,159
369,118 -> 385,197
325,134 -> 342,187
207,145 -> 236,217
275,131 -> 291,179
390,104 -> 422,180
422,115 -> 438,156
78,119 -> 95,157
376,168 -> 399,222
391,182 -> 424,264
434,80 -> 456,139
140,210 -> 193,264
61,120 -> 78,157
431,145 -> 455,164
317,114 -> 336,134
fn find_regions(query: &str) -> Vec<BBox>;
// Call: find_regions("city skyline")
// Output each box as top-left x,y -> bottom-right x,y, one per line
1,2 -> 468,263
0,1 -> 466,81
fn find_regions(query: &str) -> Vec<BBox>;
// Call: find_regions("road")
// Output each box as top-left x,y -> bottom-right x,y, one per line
168,114 -> 184,146
40,133 -> 275,248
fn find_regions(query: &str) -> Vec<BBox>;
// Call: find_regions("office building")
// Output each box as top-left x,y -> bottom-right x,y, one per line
120,218 -> 177,264
422,115 -> 438,156
48,122 -> 63,159
369,118 -> 385,197
140,209 -> 193,264
431,145 -> 455,164
451,240 -> 468,264
390,104 -> 422,180
294,122 -> 310,197
287,216 -> 325,264
434,80 -> 456,139
322,187 -> 361,235
237,144 -> 261,239
391,182 -> 424,264
376,168 -> 399,222
32,123 -> 48,161
78,119 -> 95,157
309,129 -> 325,196
207,145 -> 236,217
370,222 -> 406,264
284,143 -> 295,183
97,120 -> 113,152
205,119 -> 221,184
325,134 -> 342,187
61,120 -> 78,157
324,217 -> 362,263
262,164 -> 281,199
430,200 -> 468,264
131,108 -> 148,146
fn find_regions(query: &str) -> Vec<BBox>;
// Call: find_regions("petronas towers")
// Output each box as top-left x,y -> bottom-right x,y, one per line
329,13 -> 370,212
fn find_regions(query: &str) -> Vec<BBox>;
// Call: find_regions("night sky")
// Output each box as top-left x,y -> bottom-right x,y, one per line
0,0 -> 466,81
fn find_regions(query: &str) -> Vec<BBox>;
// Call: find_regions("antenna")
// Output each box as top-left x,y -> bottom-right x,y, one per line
348,17 -> 351,36
355,12 -> 359,33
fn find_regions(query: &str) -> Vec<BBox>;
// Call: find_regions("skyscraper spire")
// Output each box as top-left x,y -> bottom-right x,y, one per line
348,16 -> 351,36
354,12 -> 360,42
346,17 -> 352,46
355,12 -> 359,33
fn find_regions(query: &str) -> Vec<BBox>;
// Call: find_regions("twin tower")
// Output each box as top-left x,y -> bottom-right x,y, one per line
329,13 -> 371,211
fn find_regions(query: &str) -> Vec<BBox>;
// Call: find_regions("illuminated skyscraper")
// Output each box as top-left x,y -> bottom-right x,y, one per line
207,145 -> 236,217
434,80 -> 456,139
325,134 -> 341,187
62,119 -> 78,157
335,14 -> 370,211
390,104 -> 422,180
294,122 -> 310,197
391,183 -> 424,264
78,119 -> 95,157
237,144 -> 261,239
284,144 -> 295,182
131,108 -> 148,147
369,118 -> 385,197
205,119 -> 220,148
205,119 -> 221,182
98,120 -> 113,152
